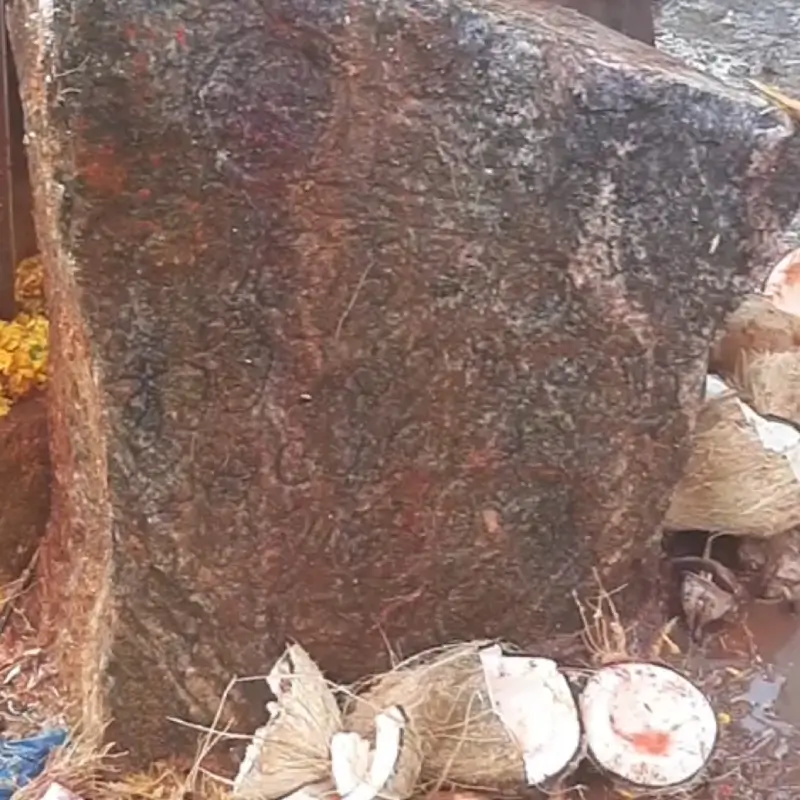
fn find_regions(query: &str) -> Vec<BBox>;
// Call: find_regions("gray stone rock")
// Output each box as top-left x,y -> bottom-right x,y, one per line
656,0 -> 800,249
657,0 -> 800,91
9,0 -> 800,763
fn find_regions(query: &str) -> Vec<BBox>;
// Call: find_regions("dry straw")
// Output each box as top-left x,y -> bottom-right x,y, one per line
7,647 -> 336,800
2,730 -> 230,800
6,708 -> 236,800
343,642 -> 530,795
664,385 -> 800,537
10,733 -> 116,800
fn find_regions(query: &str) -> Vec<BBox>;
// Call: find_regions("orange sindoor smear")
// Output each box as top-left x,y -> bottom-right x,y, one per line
629,730 -> 672,757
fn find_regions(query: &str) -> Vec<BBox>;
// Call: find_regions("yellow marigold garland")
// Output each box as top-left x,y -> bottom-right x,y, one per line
0,255 -> 48,418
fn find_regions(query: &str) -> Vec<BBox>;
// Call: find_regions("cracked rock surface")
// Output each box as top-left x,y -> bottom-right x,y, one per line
8,0 -> 800,763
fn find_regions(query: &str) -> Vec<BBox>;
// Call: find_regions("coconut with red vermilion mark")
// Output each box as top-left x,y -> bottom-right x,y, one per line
580,661 -> 717,793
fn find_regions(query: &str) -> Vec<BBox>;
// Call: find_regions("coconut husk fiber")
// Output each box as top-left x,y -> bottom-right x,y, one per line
233,644 -> 342,800
733,350 -> 800,425
343,642 -> 530,794
664,386 -> 800,537
710,294 -> 800,380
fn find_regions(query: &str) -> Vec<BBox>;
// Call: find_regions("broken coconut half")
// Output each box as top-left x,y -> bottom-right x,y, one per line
580,662 -> 717,791
343,641 -> 541,791
709,374 -> 800,488
478,644 -> 583,787
331,705 -> 422,800
665,374 -> 800,536
233,644 -> 342,800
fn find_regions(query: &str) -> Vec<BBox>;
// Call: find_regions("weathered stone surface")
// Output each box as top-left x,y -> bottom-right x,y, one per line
9,0 -> 800,764
0,394 -> 50,584
657,0 -> 800,91
656,0 -> 800,249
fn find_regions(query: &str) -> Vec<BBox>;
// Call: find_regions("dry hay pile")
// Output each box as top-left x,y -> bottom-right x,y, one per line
12,736 -> 117,800
8,726 -> 236,800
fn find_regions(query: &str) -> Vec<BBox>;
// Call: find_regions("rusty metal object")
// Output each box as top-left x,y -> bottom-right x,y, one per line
679,571 -> 737,641
673,544 -> 746,640
0,2 -> 16,320
671,555 -> 742,596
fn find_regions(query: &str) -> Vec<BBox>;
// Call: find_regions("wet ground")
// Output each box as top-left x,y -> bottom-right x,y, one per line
703,602 -> 800,799
577,582 -> 800,799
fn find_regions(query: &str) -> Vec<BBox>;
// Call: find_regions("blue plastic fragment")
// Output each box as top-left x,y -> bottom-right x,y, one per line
0,729 -> 68,800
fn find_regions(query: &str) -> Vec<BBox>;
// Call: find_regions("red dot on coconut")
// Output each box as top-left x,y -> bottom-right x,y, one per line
580,662 -> 717,790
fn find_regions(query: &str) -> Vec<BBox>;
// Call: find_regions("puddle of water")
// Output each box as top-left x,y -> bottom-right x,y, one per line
765,623 -> 800,712
742,670 -> 790,737
743,604 -> 800,722
701,603 -> 800,798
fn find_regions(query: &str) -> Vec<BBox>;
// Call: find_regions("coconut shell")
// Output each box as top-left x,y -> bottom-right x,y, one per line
344,644 -> 527,792
331,707 -> 423,800
734,350 -> 800,425
384,721 -> 425,800
233,644 -> 343,800
344,643 -> 585,794
710,294 -> 800,380
579,662 -> 717,795
665,387 -> 800,537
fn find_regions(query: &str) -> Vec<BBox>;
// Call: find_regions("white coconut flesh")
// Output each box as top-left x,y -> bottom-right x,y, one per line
763,247 -> 800,316
703,375 -> 800,480
580,662 -> 717,788
479,645 -> 582,786
704,374 -> 732,400
330,706 -> 406,800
